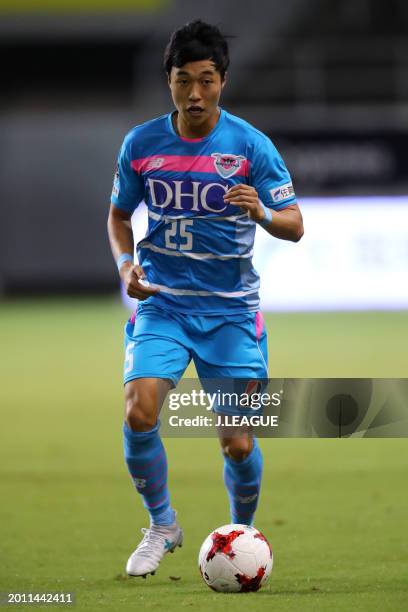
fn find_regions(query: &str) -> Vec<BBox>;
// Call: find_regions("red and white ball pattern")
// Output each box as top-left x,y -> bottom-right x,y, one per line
198,524 -> 273,593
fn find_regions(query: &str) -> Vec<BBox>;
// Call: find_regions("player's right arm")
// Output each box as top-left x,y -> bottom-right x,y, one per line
245,134 -> 303,241
107,204 -> 159,300
107,133 -> 158,300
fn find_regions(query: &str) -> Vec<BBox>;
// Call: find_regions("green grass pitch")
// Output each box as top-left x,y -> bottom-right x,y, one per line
0,298 -> 407,611
0,1 -> 166,14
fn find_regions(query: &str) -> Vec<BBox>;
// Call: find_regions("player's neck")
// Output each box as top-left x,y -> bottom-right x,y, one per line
173,108 -> 221,139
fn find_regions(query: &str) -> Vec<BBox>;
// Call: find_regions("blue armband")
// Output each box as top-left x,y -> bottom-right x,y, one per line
116,253 -> 133,271
257,203 -> 273,229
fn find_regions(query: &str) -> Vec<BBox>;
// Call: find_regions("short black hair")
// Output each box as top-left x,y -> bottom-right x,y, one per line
164,19 -> 230,78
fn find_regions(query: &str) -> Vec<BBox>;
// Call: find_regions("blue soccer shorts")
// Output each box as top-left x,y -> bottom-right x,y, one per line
123,303 -> 268,414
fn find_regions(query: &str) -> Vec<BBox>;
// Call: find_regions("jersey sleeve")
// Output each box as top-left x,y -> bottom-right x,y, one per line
110,137 -> 144,214
250,137 -> 296,210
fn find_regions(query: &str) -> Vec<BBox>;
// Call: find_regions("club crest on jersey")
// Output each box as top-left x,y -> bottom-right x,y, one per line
211,153 -> 246,179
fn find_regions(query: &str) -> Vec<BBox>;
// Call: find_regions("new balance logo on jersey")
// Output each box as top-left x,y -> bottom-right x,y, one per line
146,157 -> 165,170
211,153 -> 247,179
147,178 -> 229,213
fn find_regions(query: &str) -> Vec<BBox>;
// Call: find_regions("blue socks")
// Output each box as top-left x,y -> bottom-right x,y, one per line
123,421 -> 176,526
124,421 -> 262,527
223,438 -> 263,525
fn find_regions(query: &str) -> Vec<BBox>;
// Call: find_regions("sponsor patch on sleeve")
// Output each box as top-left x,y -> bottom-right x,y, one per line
112,165 -> 120,198
270,182 -> 295,203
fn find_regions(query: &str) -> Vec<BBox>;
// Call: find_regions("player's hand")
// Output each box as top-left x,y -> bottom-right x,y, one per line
121,263 -> 160,300
223,184 -> 265,222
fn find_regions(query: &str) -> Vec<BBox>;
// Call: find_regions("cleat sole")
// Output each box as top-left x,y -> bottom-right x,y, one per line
127,571 -> 156,578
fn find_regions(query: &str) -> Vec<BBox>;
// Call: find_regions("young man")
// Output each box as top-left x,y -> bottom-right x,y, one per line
107,20 -> 303,578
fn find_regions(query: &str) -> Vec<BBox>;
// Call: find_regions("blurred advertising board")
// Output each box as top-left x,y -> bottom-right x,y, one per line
125,196 -> 408,312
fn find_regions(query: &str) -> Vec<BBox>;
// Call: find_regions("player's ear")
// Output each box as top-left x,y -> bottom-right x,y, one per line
221,72 -> 227,89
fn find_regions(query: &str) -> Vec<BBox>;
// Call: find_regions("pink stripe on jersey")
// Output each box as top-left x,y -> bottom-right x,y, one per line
131,155 -> 250,177
255,311 -> 264,341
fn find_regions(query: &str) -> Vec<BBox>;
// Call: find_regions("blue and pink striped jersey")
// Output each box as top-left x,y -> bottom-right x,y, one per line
111,108 -> 296,314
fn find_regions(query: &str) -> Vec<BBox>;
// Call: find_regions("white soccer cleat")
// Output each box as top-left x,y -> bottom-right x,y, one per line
126,522 -> 183,578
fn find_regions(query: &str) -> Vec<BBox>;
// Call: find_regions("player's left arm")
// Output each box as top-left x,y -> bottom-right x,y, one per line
224,184 -> 304,242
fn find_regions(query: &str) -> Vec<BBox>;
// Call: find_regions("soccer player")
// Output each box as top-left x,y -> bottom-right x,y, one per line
107,20 -> 303,578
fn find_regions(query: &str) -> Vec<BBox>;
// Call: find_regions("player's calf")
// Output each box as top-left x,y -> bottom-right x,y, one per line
125,378 -> 169,431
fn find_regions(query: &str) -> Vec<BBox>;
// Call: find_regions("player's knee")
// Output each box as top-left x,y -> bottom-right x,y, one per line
222,437 -> 253,462
125,386 -> 157,432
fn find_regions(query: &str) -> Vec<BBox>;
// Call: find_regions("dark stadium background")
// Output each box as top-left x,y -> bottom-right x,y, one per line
0,2 -> 407,611
1,0 -> 407,295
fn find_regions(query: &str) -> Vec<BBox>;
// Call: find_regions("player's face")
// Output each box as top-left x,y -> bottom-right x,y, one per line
168,60 -> 226,135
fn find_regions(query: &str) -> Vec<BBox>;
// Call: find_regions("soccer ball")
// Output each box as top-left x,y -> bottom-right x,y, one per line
198,524 -> 273,592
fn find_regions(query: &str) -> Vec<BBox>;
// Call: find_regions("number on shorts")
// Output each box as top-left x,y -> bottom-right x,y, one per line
124,342 -> 135,374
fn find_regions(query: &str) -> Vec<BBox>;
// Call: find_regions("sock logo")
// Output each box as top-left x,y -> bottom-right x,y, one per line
236,493 -> 258,504
132,477 -> 147,489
